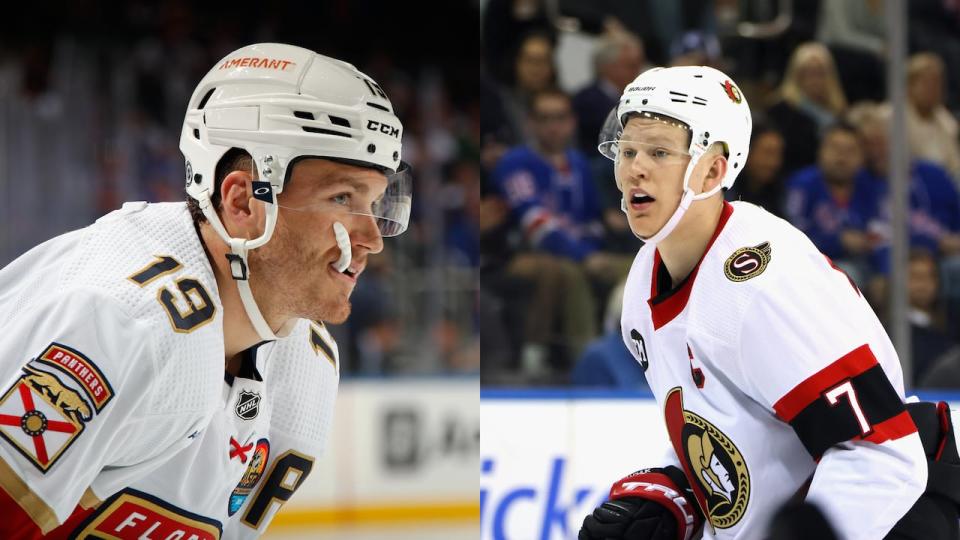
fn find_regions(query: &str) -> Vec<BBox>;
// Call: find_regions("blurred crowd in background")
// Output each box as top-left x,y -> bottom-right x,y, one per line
0,0 -> 480,377
480,0 -> 960,389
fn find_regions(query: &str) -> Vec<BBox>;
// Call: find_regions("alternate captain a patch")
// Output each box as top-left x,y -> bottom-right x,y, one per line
724,242 -> 772,282
0,366 -> 88,472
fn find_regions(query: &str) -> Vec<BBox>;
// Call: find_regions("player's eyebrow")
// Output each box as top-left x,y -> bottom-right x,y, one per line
623,133 -> 684,148
316,175 -> 371,193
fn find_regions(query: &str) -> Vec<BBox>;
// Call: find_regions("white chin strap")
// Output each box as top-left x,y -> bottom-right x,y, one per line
333,221 -> 352,272
625,152 -> 723,246
199,189 -> 288,342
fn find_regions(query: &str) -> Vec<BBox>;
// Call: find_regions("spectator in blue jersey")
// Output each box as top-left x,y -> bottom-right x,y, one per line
492,88 -> 631,283
850,103 -> 960,275
493,88 -> 604,260
784,122 -> 880,285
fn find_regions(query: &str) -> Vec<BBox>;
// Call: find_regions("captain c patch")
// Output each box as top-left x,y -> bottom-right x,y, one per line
724,242 -> 772,282
0,367 -> 88,472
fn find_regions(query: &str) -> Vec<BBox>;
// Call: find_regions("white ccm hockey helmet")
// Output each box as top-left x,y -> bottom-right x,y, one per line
598,65 -> 751,244
180,42 -> 412,340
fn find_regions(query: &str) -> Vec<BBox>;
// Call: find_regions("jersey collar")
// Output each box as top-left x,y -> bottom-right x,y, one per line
649,201 -> 734,330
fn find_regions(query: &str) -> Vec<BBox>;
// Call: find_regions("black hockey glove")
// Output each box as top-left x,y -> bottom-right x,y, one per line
579,466 -> 702,540
886,401 -> 960,540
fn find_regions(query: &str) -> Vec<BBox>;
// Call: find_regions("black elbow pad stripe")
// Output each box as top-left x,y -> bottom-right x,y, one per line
776,349 -> 916,460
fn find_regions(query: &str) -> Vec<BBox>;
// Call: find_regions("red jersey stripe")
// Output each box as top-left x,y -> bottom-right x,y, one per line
861,410 -> 917,445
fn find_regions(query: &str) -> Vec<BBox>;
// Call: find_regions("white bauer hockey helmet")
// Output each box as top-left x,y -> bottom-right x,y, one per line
598,65 -> 751,244
180,42 -> 412,340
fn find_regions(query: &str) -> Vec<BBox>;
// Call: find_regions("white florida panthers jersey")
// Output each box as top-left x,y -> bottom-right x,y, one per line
0,202 -> 339,538
620,201 -> 926,540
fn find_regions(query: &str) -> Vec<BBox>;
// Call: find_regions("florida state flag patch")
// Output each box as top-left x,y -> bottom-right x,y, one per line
0,366 -> 88,472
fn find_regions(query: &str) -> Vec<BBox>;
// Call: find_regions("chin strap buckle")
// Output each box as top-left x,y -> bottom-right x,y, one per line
226,253 -> 248,281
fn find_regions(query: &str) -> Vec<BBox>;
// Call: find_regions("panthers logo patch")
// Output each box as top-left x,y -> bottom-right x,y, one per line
724,242 -> 771,282
664,387 -> 750,529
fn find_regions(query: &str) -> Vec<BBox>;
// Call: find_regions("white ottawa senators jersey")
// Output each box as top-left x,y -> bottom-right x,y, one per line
0,202 -> 339,538
620,201 -> 926,540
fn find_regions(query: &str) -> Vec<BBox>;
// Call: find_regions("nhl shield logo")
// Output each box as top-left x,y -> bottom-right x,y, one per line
235,391 -> 261,420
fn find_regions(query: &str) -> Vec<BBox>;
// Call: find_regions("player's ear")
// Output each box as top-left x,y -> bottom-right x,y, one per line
703,152 -> 728,193
220,170 -> 262,236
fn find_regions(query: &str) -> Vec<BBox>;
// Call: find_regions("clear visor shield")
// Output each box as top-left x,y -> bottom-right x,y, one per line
280,162 -> 412,237
597,109 -> 692,175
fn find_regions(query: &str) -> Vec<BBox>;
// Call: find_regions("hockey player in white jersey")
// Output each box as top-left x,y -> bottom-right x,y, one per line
577,66 -> 960,539
0,42 -> 411,538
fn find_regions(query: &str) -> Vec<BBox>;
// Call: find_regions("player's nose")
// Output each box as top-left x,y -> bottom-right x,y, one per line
353,213 -> 384,255
623,158 -> 650,186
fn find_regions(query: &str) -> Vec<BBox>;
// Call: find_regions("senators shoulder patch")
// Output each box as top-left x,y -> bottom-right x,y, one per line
724,242 -> 772,282
74,488 -> 222,539
0,343 -> 112,473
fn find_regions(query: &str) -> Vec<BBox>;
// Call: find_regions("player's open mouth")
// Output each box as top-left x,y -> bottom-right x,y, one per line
629,190 -> 655,211
329,263 -> 358,284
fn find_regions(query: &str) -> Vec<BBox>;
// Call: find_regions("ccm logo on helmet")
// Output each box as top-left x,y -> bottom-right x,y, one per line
219,57 -> 295,71
367,120 -> 400,139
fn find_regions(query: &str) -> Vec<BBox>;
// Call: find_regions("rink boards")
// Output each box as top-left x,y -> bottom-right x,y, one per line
269,377 -> 480,530
480,388 -> 960,540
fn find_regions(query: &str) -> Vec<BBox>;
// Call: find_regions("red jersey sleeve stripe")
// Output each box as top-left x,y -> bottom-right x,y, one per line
773,344 -> 878,422
861,410 -> 918,445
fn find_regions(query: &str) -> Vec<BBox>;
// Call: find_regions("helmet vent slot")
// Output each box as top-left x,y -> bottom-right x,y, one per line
198,88 -> 216,110
367,102 -> 389,112
302,126 -> 351,138
329,115 -> 351,128
193,129 -> 200,140
293,111 -> 315,120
